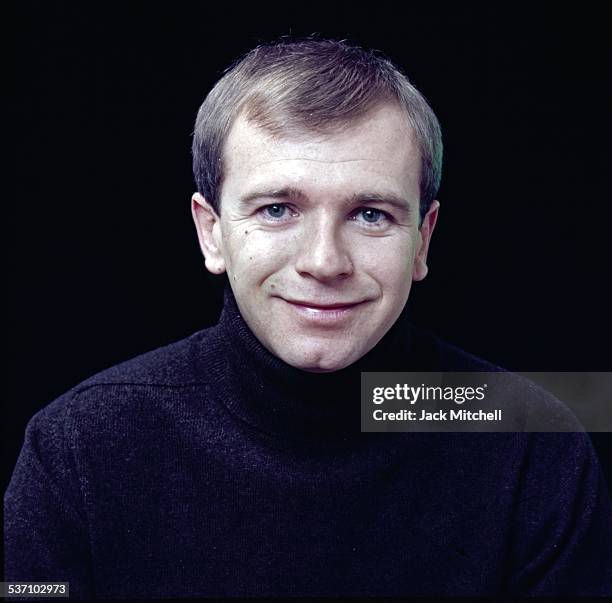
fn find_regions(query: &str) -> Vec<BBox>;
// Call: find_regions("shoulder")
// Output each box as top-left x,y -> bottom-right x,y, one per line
75,325 -> 222,389
26,324 -> 227,438
409,324 -> 584,431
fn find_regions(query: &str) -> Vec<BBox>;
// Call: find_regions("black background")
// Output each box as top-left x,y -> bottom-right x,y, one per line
6,2 -> 611,495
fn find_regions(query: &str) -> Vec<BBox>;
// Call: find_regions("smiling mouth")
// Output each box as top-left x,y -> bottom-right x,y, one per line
284,300 -> 362,310
279,298 -> 367,324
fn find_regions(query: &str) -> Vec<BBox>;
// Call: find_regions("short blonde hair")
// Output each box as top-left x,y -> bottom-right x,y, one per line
192,38 -> 443,220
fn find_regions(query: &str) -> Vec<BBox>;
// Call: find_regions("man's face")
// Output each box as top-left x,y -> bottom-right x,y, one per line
192,103 -> 439,372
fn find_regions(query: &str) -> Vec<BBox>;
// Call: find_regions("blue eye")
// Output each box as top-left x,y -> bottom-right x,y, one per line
360,208 -> 383,223
265,204 -> 287,219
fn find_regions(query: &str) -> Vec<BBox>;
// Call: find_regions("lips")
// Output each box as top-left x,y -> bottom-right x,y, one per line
286,300 -> 360,310
279,298 -> 366,326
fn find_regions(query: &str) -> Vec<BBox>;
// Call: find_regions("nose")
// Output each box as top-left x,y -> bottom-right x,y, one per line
293,216 -> 353,281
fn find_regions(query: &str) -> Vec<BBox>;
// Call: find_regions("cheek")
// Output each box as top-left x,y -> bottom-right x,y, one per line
225,229 -> 293,279
355,235 -> 417,283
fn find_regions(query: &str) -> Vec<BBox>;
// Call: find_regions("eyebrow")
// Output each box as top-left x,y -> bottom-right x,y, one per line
349,192 -> 412,213
238,187 -> 412,214
238,187 -> 307,206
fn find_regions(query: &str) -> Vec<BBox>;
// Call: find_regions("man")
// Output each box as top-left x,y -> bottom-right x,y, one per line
5,38 -> 612,597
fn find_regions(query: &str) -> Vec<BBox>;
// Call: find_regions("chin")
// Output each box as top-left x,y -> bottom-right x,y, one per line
281,344 -> 360,373
299,363 -> 347,374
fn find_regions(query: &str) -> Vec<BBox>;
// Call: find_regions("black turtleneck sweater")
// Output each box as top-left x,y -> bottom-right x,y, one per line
5,289 -> 612,597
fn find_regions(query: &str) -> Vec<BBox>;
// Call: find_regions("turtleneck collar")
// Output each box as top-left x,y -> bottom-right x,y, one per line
205,285 -> 438,444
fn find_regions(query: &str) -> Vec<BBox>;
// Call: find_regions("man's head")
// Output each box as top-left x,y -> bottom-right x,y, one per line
191,38 -> 442,372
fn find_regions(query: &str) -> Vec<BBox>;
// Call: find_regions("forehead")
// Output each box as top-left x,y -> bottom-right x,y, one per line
221,104 -> 421,204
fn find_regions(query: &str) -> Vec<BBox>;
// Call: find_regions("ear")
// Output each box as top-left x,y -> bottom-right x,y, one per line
412,200 -> 440,281
191,193 -> 226,275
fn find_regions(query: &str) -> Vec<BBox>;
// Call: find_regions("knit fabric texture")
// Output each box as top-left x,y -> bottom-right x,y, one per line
5,287 -> 612,597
